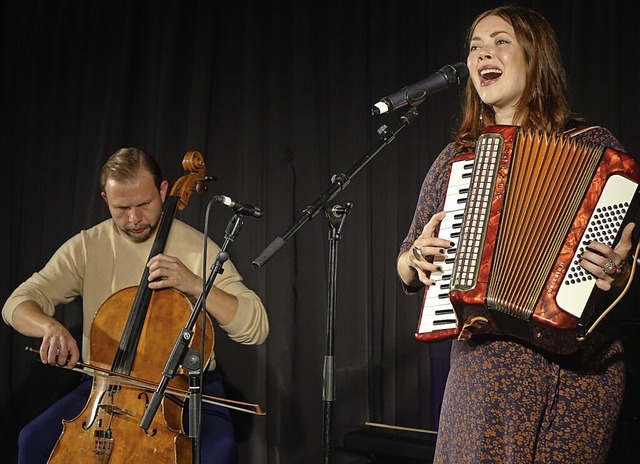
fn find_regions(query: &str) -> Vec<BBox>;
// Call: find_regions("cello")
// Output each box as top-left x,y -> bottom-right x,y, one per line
48,151 -> 214,463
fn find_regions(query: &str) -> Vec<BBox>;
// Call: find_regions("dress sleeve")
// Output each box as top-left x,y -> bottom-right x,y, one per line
398,142 -> 459,294
572,125 -> 626,152
399,142 -> 459,255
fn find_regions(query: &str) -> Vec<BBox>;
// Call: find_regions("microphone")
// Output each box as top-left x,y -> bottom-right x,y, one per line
213,195 -> 262,218
371,62 -> 468,115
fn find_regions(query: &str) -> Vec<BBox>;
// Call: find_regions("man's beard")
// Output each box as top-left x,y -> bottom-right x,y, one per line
125,220 -> 160,243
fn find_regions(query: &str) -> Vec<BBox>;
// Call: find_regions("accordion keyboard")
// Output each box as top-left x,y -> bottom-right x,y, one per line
416,158 -> 473,339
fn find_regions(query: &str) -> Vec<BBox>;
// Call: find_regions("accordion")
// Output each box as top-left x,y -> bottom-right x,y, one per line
415,125 -> 640,354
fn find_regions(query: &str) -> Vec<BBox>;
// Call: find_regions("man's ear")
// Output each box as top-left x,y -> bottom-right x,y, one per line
159,180 -> 169,202
100,191 -> 109,205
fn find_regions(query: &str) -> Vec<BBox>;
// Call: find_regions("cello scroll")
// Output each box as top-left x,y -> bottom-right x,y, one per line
171,151 -> 208,210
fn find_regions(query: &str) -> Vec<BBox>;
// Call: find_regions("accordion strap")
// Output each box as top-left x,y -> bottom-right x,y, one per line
563,125 -> 601,138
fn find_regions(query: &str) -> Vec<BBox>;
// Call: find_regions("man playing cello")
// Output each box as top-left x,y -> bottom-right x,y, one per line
2,147 -> 268,463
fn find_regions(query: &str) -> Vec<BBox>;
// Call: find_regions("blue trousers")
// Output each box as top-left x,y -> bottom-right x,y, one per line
18,370 -> 237,463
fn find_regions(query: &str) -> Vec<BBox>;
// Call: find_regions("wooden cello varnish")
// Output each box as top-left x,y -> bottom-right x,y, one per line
48,152 -> 214,463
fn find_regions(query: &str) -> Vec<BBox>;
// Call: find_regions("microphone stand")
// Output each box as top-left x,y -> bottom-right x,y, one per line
140,212 -> 245,464
252,107 -> 420,464
321,202 -> 351,464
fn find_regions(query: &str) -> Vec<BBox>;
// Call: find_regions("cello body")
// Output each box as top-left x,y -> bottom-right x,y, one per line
48,288 -> 213,463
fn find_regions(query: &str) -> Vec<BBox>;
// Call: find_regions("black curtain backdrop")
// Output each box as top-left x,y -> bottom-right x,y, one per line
1,1 -> 639,463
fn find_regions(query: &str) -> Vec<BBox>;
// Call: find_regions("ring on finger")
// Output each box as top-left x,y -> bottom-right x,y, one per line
602,259 -> 618,276
412,246 -> 422,260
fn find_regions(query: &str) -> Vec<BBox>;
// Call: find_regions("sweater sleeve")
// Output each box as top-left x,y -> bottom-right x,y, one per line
212,253 -> 269,346
162,220 -> 269,346
2,234 -> 85,326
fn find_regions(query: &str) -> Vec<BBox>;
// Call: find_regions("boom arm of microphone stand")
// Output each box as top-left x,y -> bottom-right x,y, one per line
252,108 -> 419,269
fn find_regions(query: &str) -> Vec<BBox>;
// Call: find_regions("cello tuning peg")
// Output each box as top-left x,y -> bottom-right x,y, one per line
195,182 -> 208,194
196,176 -> 216,194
